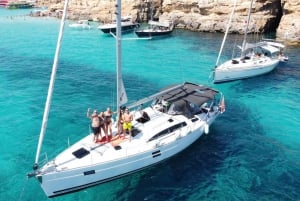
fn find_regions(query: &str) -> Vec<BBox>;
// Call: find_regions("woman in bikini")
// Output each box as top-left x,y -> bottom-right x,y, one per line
104,107 -> 113,142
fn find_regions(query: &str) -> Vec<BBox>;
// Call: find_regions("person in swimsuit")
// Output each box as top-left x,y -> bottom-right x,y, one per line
104,107 -> 113,142
122,107 -> 133,141
87,109 -> 100,142
116,108 -> 124,138
98,112 -> 106,141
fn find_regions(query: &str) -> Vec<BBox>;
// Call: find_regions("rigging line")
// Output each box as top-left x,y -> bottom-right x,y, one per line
215,0 -> 237,67
232,38 -> 237,59
241,0 -> 255,56
34,0 -> 70,169
18,178 -> 29,201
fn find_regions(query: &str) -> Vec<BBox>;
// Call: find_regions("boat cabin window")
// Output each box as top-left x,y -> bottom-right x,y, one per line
147,122 -> 187,142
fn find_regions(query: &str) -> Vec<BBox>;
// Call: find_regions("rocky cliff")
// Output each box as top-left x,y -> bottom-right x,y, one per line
35,0 -> 300,45
276,0 -> 300,45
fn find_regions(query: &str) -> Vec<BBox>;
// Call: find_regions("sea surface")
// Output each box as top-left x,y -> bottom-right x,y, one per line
1,8 -> 300,201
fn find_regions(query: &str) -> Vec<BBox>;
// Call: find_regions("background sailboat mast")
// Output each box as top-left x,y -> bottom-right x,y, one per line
150,0 -> 154,21
215,0 -> 237,67
116,0 -> 122,113
33,0 -> 70,169
241,0 -> 254,56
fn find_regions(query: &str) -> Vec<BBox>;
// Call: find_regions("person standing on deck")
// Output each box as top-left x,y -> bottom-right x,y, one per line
87,109 -> 100,142
103,107 -> 113,142
98,112 -> 106,141
122,107 -> 133,141
116,107 -> 124,138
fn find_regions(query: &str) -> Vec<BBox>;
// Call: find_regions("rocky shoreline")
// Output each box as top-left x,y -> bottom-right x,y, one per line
33,0 -> 299,45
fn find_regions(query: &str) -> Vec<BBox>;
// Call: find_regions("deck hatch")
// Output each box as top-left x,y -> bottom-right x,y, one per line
114,145 -> 122,150
72,148 -> 90,159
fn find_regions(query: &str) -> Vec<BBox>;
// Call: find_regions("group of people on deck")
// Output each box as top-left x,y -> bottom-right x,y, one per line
87,107 -> 133,143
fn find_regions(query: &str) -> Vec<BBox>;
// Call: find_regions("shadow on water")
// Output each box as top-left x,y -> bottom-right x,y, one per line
111,93 -> 300,200
107,98 -> 269,201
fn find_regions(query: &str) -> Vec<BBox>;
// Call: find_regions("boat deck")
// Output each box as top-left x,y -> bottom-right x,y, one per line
49,107 -> 182,172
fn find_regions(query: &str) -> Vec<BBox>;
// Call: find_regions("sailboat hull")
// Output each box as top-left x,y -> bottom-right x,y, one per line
214,57 -> 280,83
98,23 -> 139,34
37,109 -> 219,197
135,29 -> 173,37
135,21 -> 174,38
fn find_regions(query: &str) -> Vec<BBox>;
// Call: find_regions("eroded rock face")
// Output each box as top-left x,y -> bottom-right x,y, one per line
35,0 -> 299,45
276,0 -> 300,45
161,0 -> 282,34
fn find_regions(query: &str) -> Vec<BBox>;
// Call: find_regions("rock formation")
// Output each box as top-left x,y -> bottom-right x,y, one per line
34,0 -> 300,45
276,0 -> 300,45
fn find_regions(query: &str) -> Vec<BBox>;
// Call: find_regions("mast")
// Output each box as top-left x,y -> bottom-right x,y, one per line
116,0 -> 122,115
33,0 -> 69,170
215,0 -> 237,67
241,0 -> 254,56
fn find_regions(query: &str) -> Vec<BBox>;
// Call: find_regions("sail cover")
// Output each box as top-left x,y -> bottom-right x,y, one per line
120,80 -> 128,105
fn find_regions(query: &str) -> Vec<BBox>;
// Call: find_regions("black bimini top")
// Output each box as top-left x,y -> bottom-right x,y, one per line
157,82 -> 219,117
160,82 -> 218,105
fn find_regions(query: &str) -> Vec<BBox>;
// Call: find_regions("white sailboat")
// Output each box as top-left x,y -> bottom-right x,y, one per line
28,0 -> 225,198
212,0 -> 281,84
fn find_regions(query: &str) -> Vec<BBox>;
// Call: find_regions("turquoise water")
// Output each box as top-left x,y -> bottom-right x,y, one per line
1,8 -> 300,201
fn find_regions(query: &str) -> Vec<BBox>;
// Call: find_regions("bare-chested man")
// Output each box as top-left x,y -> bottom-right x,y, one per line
87,109 -> 100,142
122,108 -> 133,141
